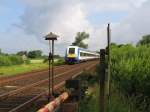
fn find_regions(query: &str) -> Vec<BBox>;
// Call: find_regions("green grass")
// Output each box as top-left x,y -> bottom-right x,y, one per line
80,84 -> 99,112
30,59 -> 44,64
80,84 -> 131,112
0,58 -> 65,77
106,90 -> 131,112
0,63 -> 48,77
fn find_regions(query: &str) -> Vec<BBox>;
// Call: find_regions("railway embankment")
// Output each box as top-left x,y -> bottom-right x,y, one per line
0,61 -> 97,112
0,58 -> 64,77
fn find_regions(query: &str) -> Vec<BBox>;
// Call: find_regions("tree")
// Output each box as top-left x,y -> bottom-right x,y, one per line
17,51 -> 27,56
96,51 -> 100,54
72,32 -> 89,49
54,55 -> 61,58
28,50 -> 42,58
110,43 -> 117,47
137,34 -> 150,46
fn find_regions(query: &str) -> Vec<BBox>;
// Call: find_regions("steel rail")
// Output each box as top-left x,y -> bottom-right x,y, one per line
0,65 -> 67,85
0,62 -> 94,99
8,62 -> 97,112
9,81 -> 66,112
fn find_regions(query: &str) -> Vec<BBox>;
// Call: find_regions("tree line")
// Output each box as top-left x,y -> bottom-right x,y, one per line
16,50 -> 43,59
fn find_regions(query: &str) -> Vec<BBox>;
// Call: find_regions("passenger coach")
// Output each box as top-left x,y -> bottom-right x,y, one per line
65,46 -> 99,64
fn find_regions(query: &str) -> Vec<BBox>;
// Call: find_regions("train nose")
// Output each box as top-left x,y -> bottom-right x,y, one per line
67,54 -> 76,58
66,57 -> 78,64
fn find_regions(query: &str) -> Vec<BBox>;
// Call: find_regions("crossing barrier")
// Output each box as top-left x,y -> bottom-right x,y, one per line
37,92 -> 69,112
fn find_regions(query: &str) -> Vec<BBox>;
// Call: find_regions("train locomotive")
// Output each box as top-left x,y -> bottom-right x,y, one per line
65,46 -> 99,64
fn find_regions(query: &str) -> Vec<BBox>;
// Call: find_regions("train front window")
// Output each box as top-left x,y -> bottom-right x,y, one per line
69,48 -> 75,54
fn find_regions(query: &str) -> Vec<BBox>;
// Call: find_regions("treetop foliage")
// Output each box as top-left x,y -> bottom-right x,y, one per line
16,50 -> 43,59
17,51 -> 28,56
28,50 -> 42,58
137,34 -> 150,46
72,32 -> 89,49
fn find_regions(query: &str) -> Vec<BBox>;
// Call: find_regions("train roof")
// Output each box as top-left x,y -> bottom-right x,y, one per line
67,45 -> 99,55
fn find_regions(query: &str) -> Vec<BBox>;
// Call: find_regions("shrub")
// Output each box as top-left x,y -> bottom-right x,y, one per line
0,55 -> 12,66
24,59 -> 30,64
0,54 -> 24,66
9,55 -> 24,65
111,45 -> 150,111
54,58 -> 65,66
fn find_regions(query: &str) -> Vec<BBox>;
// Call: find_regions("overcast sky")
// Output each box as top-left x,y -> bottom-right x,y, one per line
0,0 -> 149,55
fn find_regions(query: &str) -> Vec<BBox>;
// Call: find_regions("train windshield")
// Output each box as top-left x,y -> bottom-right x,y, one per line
69,48 -> 75,54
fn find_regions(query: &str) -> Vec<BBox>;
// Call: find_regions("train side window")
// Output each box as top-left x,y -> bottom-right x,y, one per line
80,52 -> 83,56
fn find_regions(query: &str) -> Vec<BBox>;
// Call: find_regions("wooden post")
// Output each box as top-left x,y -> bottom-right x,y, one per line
48,40 -> 52,102
99,49 -> 106,112
52,40 -> 54,95
107,23 -> 111,111
107,23 -> 111,96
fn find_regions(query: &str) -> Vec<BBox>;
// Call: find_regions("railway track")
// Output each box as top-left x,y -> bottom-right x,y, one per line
0,61 -> 98,112
0,65 -> 79,95
0,65 -> 70,86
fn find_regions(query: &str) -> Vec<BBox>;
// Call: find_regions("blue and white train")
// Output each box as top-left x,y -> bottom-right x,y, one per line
65,46 -> 99,64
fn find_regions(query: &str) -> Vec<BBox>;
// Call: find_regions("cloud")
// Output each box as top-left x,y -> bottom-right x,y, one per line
17,0 -> 94,54
20,0 -> 92,41
0,27 -> 48,54
112,0 -> 150,44
0,0 -> 150,55
17,0 -> 125,52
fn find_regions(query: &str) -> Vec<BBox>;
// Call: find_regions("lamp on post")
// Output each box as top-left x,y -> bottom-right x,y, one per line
44,32 -> 58,101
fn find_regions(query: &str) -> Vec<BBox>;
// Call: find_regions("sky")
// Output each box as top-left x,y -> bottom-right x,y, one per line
0,0 -> 149,55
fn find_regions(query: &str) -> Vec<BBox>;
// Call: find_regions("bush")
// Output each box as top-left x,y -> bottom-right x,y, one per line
9,55 -> 24,65
0,55 -> 12,66
24,59 -> 30,64
43,58 -> 48,63
0,54 -> 24,66
28,50 -> 42,58
43,58 -> 65,66
111,45 -> 150,111
54,58 -> 65,66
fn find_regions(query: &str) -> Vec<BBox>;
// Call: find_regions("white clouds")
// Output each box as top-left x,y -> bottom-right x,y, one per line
0,0 -> 150,55
83,0 -> 132,12
82,0 -> 148,13
112,0 -> 150,44
19,0 -> 126,52
1,0 -> 91,55
20,0 -> 89,39
18,0 -> 94,54
0,27 -> 47,54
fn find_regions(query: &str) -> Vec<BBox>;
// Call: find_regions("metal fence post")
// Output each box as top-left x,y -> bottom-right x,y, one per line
99,49 -> 106,112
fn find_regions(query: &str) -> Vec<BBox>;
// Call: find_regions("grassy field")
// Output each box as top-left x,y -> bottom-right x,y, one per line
30,59 -> 59,63
0,58 -> 65,77
0,63 -> 48,77
30,59 -> 44,64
